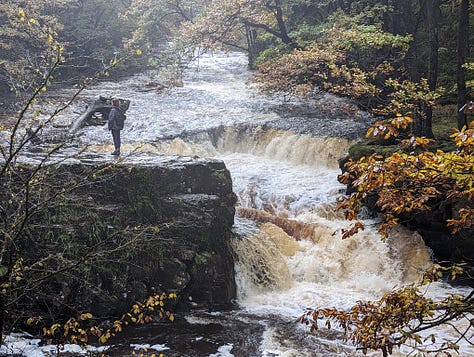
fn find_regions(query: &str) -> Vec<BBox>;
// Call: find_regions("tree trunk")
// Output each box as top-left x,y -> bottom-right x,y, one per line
457,0 -> 470,130
0,294 -> 3,347
272,0 -> 293,45
421,0 -> 440,138
69,96 -> 130,133
259,0 -> 301,49
245,25 -> 257,67
400,1 -> 422,88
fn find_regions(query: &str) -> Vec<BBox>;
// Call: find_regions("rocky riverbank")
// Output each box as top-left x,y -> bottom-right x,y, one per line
16,153 -> 237,323
339,153 -> 474,287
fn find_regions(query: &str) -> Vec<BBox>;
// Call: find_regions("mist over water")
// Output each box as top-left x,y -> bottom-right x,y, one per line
29,52 -> 472,356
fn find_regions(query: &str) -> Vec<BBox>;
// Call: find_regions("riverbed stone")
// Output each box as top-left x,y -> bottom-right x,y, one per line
19,153 -> 237,320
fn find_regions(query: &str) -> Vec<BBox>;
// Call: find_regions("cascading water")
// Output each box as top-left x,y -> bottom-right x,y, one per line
16,52 -> 472,356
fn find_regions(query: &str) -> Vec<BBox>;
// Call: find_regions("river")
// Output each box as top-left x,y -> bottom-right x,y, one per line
6,52 -> 473,356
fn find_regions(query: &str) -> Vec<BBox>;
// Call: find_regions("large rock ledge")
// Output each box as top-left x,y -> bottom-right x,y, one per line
20,154 -> 237,320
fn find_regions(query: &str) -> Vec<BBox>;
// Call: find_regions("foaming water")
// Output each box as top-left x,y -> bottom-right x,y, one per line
215,128 -> 352,169
232,223 -> 431,309
39,52 -> 473,356
59,52 -> 281,145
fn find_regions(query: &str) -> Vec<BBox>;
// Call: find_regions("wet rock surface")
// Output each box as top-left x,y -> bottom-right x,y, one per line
267,99 -> 375,139
19,153 -> 237,319
104,311 -> 266,357
402,208 -> 474,287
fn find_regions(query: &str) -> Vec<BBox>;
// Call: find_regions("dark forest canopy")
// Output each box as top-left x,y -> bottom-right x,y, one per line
0,0 -> 204,98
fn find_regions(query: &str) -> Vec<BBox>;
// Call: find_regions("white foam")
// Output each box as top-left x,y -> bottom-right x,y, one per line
0,333 -> 108,357
131,343 -> 169,351
209,343 -> 234,357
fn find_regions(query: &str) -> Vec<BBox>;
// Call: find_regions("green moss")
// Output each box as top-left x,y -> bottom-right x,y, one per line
194,251 -> 212,265
190,251 -> 214,273
348,141 -> 401,160
128,195 -> 159,221
212,169 -> 231,189
347,104 -> 461,161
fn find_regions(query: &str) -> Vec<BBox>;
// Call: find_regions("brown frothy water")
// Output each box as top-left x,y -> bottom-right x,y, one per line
237,207 -> 330,242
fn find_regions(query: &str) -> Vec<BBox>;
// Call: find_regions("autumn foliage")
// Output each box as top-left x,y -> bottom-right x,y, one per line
298,265 -> 473,356
338,116 -> 474,239
254,12 -> 411,101
27,293 -> 177,347
308,109 -> 474,355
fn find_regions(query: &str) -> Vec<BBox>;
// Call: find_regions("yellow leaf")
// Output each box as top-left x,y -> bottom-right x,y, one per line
80,313 -> 93,320
366,127 -> 374,138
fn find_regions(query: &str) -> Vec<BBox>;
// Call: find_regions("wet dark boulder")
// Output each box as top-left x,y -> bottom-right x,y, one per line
401,204 -> 474,287
340,164 -> 474,286
18,154 -> 237,321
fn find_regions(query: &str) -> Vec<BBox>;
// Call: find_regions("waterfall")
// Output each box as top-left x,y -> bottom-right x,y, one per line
37,51 -> 472,356
117,125 -> 474,357
117,125 -> 434,305
214,127 -> 353,169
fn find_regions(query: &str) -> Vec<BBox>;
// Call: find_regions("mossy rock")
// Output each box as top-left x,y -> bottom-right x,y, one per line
11,155 -> 237,326
347,141 -> 401,160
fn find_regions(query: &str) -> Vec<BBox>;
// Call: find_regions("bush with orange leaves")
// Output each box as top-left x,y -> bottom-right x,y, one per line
298,265 -> 473,356
27,292 -> 177,351
305,117 -> 474,355
338,116 -> 474,239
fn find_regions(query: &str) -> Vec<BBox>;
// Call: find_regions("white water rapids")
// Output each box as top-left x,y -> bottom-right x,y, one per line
8,52 -> 472,356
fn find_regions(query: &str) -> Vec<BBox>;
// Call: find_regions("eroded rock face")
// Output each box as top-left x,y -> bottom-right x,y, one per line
20,154 -> 237,319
